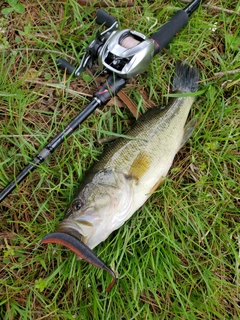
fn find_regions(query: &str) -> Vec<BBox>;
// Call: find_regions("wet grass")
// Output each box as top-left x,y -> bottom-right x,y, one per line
0,0 -> 239,319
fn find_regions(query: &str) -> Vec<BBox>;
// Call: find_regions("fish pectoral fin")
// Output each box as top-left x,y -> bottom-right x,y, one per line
128,151 -> 151,181
180,118 -> 198,148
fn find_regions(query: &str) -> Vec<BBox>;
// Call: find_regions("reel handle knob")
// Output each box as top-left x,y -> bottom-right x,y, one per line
96,9 -> 117,28
57,58 -> 75,75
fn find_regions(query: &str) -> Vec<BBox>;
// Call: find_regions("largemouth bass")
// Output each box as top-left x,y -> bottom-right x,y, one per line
42,61 -> 199,291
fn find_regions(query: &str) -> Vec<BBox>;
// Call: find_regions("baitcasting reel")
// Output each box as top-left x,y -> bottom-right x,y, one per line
57,9 -> 155,79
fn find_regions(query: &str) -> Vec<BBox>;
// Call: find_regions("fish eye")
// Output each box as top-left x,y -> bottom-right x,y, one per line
72,199 -> 84,211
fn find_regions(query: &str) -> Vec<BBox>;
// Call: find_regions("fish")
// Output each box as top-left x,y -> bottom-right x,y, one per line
42,61 -> 199,292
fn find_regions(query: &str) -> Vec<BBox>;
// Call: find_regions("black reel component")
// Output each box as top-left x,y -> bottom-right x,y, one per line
57,9 -> 119,76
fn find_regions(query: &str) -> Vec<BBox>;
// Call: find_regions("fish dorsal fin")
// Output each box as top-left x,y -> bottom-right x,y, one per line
128,151 -> 151,181
180,118 -> 198,148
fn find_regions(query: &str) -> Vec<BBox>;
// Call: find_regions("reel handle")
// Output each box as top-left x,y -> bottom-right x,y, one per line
57,58 -> 75,74
96,9 -> 117,27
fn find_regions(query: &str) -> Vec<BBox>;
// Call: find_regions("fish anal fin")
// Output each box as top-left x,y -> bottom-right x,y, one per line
181,118 -> 198,148
128,151 -> 151,181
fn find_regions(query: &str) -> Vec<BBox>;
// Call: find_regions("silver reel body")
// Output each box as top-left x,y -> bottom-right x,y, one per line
98,29 -> 155,79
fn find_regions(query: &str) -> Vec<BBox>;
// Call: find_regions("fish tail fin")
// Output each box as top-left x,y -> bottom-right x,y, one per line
172,61 -> 199,93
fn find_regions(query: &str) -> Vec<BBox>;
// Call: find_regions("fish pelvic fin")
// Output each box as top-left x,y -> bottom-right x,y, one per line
42,232 -> 116,292
180,118 -> 198,148
173,61 -> 199,93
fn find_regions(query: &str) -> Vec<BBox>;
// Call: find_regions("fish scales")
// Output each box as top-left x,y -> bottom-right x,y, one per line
58,61 -> 199,250
92,97 -> 194,196
96,96 -> 194,170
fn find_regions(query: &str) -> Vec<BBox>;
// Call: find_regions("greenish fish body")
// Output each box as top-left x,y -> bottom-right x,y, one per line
60,61 -> 199,249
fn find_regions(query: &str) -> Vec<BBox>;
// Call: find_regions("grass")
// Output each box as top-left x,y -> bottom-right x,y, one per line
0,0 -> 239,319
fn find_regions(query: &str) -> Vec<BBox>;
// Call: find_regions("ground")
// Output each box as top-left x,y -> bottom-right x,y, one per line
0,1 -> 239,319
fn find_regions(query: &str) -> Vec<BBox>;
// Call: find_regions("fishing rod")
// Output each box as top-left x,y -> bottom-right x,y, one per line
0,0 -> 205,203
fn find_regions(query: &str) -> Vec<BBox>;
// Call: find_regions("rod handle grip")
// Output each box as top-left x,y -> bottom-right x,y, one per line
150,10 -> 188,55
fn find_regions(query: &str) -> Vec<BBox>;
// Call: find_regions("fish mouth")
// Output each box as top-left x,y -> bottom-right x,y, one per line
41,228 -> 116,292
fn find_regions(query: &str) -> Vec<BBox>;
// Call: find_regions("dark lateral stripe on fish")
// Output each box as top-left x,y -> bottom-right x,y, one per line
42,232 -> 116,292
